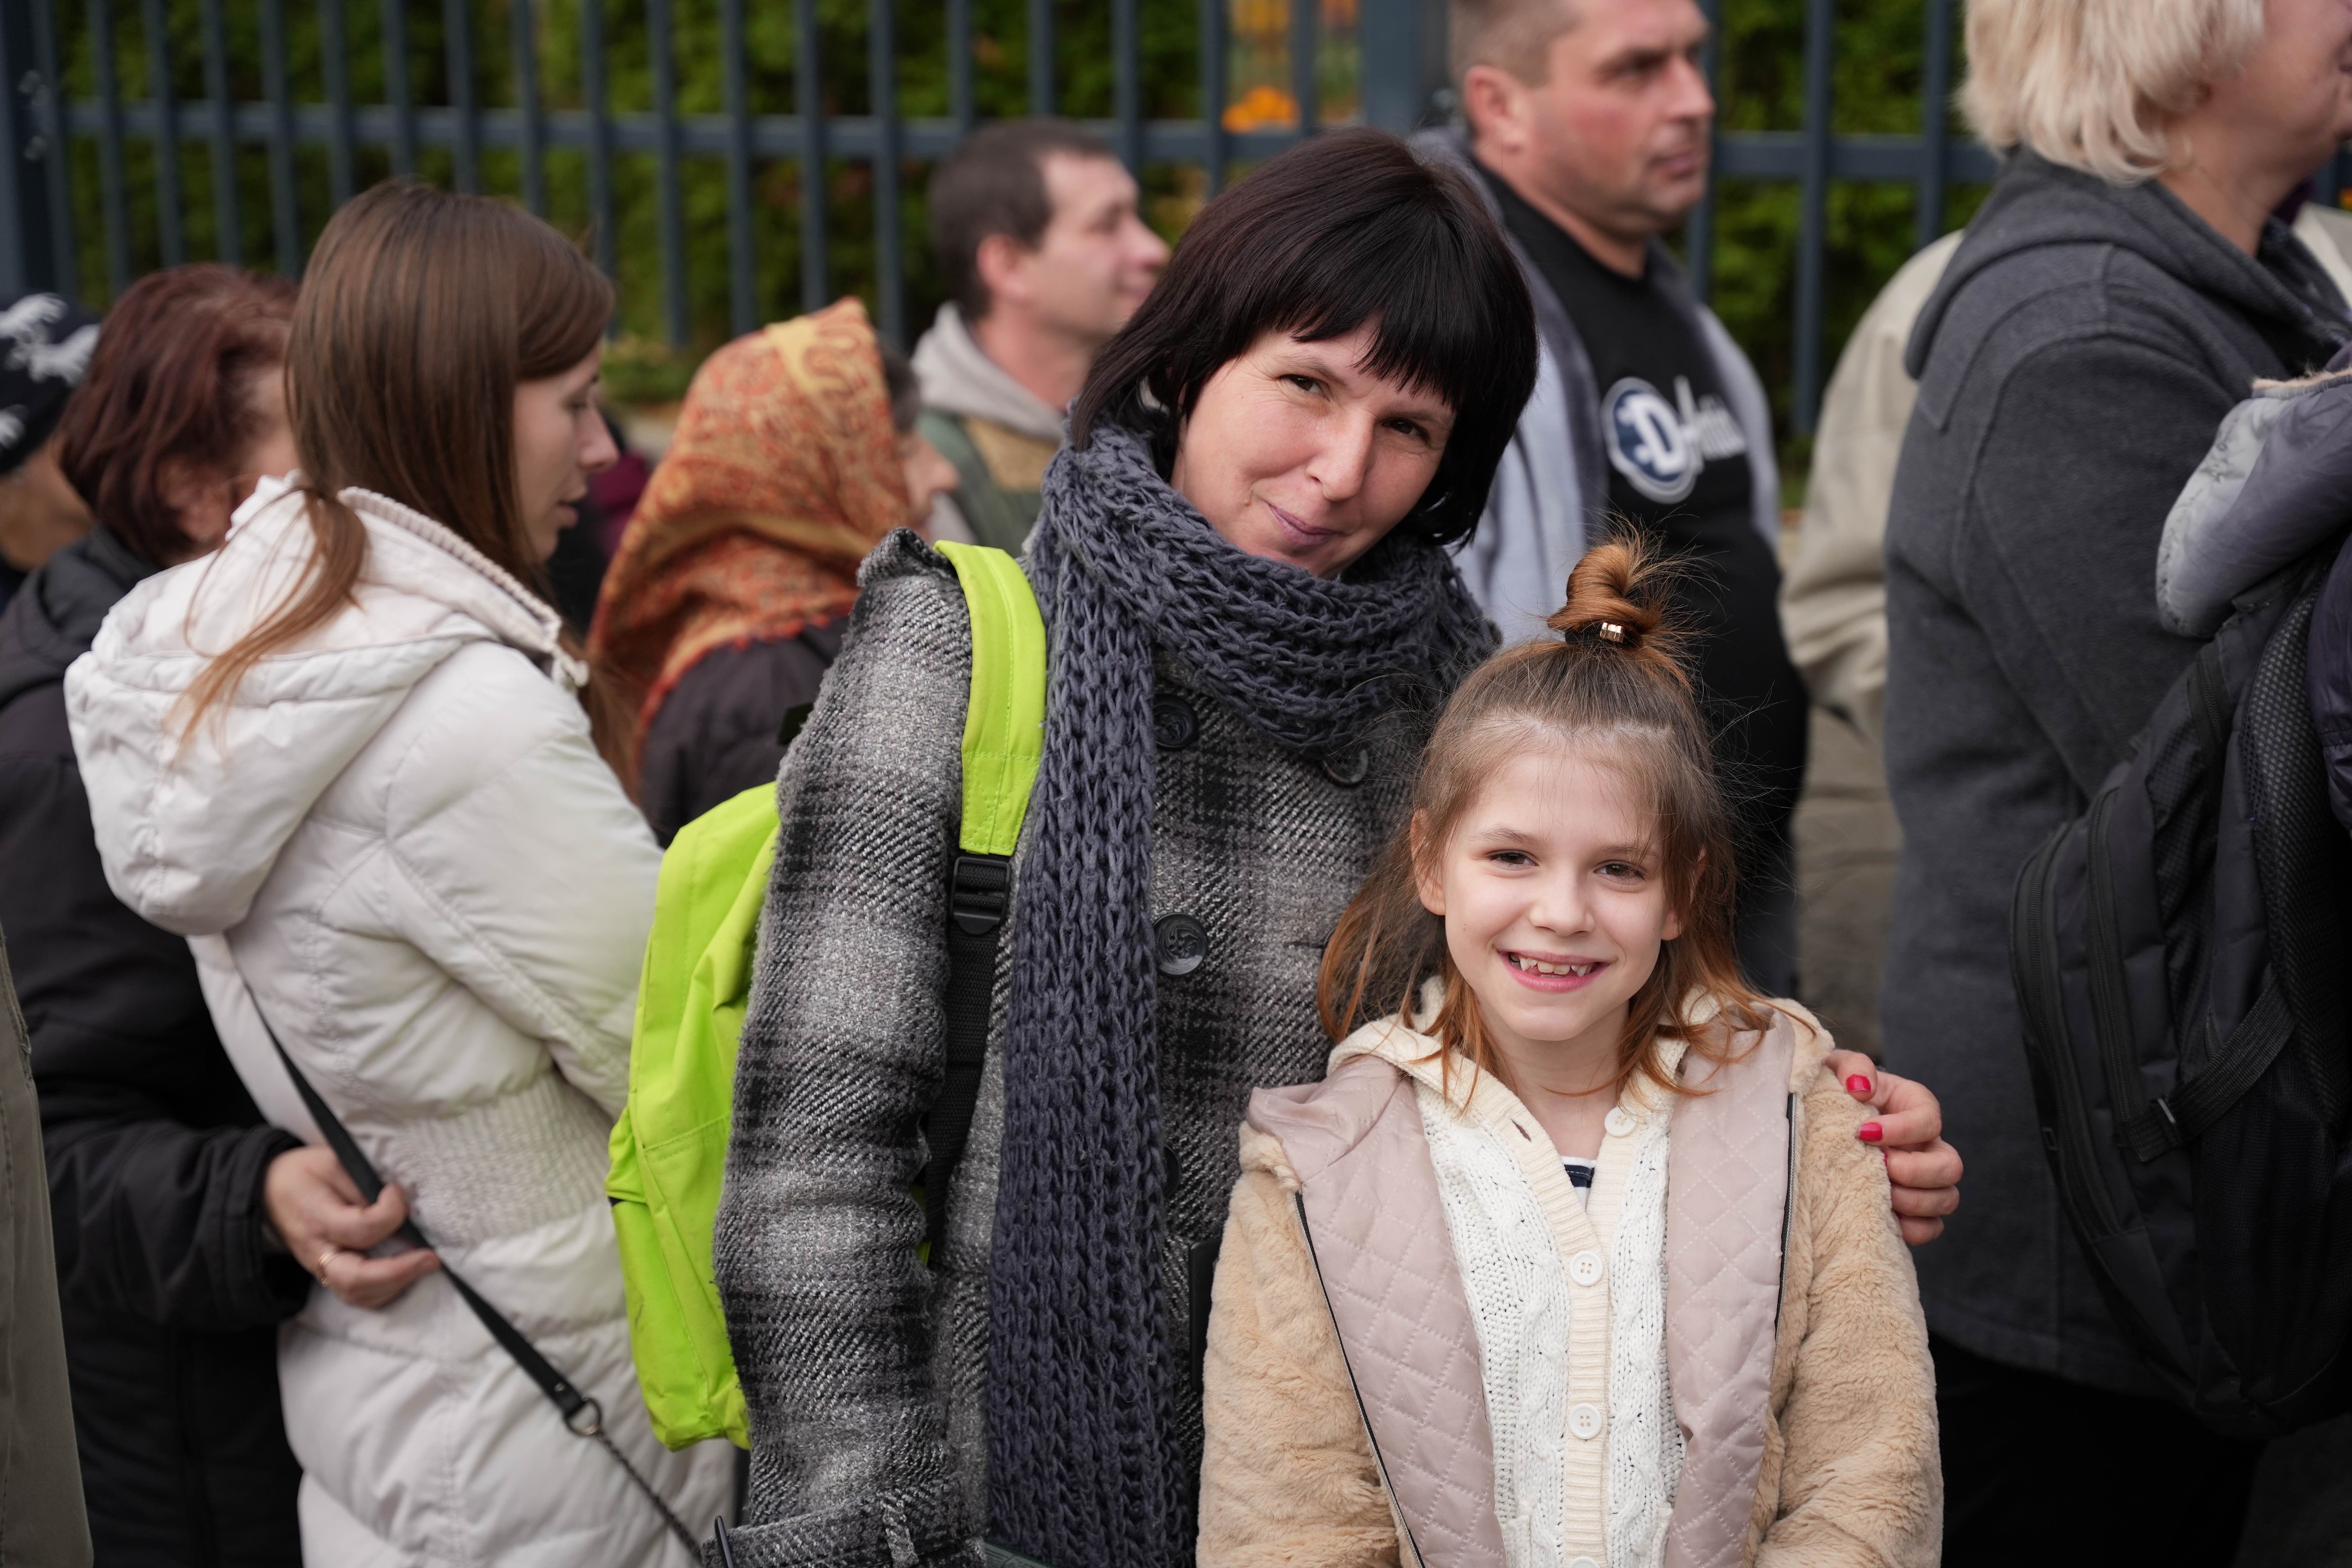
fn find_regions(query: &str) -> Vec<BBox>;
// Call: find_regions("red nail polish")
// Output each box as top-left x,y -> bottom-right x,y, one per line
1858,1122 -> 1883,1143
1845,1074 -> 1873,1095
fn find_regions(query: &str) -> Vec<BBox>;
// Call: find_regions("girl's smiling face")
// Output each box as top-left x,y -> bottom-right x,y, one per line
1415,743 -> 1682,1075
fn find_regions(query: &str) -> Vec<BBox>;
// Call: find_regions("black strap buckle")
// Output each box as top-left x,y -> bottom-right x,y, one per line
950,854 -> 1010,936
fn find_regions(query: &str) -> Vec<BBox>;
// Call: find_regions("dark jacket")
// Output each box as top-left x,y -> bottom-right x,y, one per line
0,528 -> 307,1567
637,624 -> 844,844
2146,350 -> 2352,831
0,932 -> 92,1568
1882,152 -> 2349,1393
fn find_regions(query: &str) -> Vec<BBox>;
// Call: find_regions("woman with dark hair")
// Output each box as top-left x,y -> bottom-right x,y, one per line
65,186 -> 734,1564
713,128 -> 1537,1568
0,262 -> 318,1565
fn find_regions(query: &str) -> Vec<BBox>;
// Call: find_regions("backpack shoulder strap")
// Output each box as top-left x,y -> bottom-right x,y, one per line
920,411 -> 1039,556
926,542 -> 1046,1255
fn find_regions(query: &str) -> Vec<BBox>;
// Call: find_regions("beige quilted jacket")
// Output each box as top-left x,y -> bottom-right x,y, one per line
1196,1000 -> 1940,1568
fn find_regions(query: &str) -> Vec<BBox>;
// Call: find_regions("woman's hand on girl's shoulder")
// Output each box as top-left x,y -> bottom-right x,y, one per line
1824,1051 -> 1963,1247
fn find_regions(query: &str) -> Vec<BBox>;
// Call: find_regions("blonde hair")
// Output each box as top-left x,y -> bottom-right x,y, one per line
1319,534 -> 1767,1106
1449,0 -> 1579,88
1961,0 -> 2263,185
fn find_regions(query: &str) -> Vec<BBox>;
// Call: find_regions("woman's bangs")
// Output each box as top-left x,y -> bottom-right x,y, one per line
1278,209 -> 1494,421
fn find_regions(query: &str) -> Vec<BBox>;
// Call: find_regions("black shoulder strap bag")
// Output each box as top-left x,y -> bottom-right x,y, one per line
255,1006 -> 704,1557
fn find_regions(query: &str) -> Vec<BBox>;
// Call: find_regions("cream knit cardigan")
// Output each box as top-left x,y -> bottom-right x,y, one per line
1403,1030 -> 1686,1568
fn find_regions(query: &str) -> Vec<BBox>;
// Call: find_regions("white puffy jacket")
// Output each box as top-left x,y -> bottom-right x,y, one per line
64,478 -> 736,1566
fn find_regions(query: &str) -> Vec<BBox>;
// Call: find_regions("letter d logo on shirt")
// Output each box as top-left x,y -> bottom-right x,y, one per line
1602,377 -> 1698,503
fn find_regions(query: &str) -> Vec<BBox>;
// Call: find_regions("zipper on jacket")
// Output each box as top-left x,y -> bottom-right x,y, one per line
2014,826 -> 2124,1239
1774,1091 -> 1795,1330
2188,645 -> 2231,767
2081,790 -> 2170,1161
1292,1193 -> 1433,1568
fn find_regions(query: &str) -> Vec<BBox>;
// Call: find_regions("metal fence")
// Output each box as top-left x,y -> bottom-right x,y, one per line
2,0 -> 2018,431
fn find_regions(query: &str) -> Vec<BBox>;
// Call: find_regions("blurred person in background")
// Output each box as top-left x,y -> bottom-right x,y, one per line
0,264 -> 334,1568
1786,196 -> 2352,749
63,185 -> 734,1566
1420,0 -> 1808,1002
912,119 -> 1169,550
1882,0 -> 2352,1560
0,930 -> 91,1568
0,293 -> 99,612
589,297 -> 956,843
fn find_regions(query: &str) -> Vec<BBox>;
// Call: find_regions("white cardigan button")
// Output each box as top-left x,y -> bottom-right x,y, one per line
1569,1248 -> 1605,1286
1604,1107 -> 1636,1137
1571,1559 -> 1602,1568
1570,1403 -> 1603,1439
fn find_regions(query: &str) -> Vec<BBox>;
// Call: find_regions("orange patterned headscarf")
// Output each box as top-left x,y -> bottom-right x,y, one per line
589,297 -> 909,780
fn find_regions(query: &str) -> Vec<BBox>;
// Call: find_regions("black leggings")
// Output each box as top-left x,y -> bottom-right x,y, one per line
1933,1336 -> 2261,1566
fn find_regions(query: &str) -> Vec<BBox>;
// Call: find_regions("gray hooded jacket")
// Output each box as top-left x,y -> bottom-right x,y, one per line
1882,150 -> 2348,1392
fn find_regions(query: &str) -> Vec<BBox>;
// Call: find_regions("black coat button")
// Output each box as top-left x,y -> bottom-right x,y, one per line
1153,694 -> 1199,751
1322,747 -> 1371,787
1154,913 -> 1208,976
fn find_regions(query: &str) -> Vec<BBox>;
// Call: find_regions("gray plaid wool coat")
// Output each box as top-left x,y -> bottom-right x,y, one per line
712,532 -> 1433,1567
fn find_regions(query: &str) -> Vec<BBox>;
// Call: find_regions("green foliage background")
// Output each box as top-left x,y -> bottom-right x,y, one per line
50,0 -> 1986,481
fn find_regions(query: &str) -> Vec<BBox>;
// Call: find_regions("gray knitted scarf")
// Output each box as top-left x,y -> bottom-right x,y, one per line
984,422 -> 1496,1568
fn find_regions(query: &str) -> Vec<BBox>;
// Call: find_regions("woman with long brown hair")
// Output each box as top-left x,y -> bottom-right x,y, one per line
64,184 -> 734,1564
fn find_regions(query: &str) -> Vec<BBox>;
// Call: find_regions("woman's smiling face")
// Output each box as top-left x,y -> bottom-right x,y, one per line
1167,323 -> 1455,580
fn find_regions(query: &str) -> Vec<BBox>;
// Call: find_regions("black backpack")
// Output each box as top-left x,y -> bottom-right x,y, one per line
2009,545 -> 2352,1438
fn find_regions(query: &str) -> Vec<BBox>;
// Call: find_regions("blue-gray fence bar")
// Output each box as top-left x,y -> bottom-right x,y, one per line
1915,0 -> 1953,252
795,0 -> 829,312
949,0 -> 975,137
720,0 -> 757,336
648,0 -> 688,345
445,0 -> 479,192
31,0 -> 79,294
321,0 -> 355,206
198,0 -> 239,265
91,0 -> 132,294
260,0 -> 299,277
1115,0 -> 1142,174
512,0 -> 548,216
1029,0 -> 1054,115
137,0 -> 184,265
1792,0 -> 1833,434
0,3 -> 56,299
381,0 -> 416,176
1685,0 -> 1721,303
870,0 -> 904,347
1200,0 -> 1228,195
1291,0 -> 1318,138
17,0 -> 2028,437
580,0 -> 616,283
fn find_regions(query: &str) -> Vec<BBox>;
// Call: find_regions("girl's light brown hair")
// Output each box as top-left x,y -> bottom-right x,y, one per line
1318,534 -> 1770,1102
183,182 -> 616,740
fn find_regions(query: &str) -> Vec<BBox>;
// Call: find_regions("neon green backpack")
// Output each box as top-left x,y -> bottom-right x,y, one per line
607,542 -> 1046,1450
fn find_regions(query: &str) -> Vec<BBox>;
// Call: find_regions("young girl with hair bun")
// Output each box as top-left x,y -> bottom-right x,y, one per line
1197,539 -> 1941,1568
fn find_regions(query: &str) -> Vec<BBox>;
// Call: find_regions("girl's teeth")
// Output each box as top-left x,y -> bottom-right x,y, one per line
1511,955 -> 1596,977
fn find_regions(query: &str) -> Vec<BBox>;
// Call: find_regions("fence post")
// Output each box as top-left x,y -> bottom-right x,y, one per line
0,0 -> 62,299
1360,0 -> 1439,134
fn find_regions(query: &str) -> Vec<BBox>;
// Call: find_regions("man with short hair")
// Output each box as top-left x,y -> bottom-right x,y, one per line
1419,0 -> 1805,994
914,120 -> 1170,551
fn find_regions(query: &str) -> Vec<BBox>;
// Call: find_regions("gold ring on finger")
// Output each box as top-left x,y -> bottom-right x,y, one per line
315,1246 -> 339,1283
